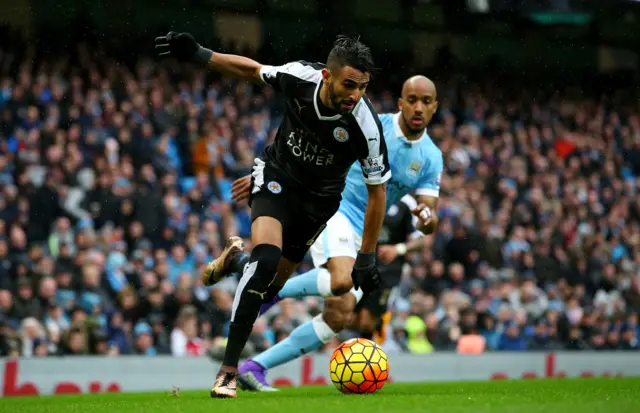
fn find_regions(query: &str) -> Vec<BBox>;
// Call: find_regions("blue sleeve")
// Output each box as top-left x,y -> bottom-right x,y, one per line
416,146 -> 443,198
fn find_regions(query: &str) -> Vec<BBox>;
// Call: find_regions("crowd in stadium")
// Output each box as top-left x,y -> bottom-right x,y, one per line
0,31 -> 639,358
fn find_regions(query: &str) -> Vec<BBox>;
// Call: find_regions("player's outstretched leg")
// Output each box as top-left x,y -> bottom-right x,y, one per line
211,218 -> 282,399
238,314 -> 333,391
279,267 -> 333,297
240,257 -> 361,392
260,211 -> 360,315
259,267 -> 332,315
241,291 -> 361,391
259,252 -> 354,315
202,236 -> 245,286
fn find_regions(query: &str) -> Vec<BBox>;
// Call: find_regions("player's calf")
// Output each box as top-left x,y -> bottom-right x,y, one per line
258,257 -> 299,315
213,242 -> 281,398
355,308 -> 379,340
225,243 -> 282,361
243,287 -> 363,376
322,292 -> 359,332
214,221 -> 283,397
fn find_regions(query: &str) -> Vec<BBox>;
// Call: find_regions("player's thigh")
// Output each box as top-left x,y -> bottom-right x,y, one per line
280,199 -> 340,264
309,211 -> 358,269
248,159 -> 289,248
326,256 -> 356,295
250,216 -> 283,248
322,294 -> 357,331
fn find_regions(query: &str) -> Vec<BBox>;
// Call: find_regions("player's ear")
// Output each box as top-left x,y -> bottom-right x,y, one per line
321,68 -> 331,84
397,97 -> 403,111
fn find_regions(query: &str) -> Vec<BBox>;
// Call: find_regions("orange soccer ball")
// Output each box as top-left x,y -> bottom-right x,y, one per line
329,338 -> 389,394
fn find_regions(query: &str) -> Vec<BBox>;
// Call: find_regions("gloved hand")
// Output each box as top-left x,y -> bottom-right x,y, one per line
154,31 -> 213,65
351,252 -> 380,294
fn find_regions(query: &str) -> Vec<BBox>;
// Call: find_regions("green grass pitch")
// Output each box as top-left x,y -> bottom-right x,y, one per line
3,378 -> 638,413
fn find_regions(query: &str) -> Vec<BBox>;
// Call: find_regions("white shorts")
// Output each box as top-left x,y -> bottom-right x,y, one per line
309,211 -> 362,268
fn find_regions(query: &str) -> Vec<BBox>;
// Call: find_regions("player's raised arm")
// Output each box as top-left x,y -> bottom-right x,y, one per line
412,149 -> 443,235
155,31 -> 321,93
155,31 -> 264,84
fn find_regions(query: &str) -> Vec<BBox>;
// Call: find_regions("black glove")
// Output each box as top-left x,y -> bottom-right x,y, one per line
154,31 -> 213,65
351,252 -> 380,294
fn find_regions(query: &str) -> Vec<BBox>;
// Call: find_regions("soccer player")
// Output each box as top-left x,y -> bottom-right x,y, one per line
231,76 -> 442,391
155,32 -> 389,398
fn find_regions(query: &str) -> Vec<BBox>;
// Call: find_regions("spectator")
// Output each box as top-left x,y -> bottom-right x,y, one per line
510,278 -> 549,320
404,315 -> 433,354
62,325 -> 88,355
498,322 -> 528,351
133,321 -> 157,356
106,311 -> 131,355
527,318 -> 562,351
13,277 -> 41,320
171,305 -> 206,357
43,300 -> 68,353
20,317 -> 46,357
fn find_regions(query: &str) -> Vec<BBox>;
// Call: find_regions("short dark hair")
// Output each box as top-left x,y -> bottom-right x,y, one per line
326,35 -> 376,76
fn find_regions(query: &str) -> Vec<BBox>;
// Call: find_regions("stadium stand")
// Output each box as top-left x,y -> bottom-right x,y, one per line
0,28 -> 639,358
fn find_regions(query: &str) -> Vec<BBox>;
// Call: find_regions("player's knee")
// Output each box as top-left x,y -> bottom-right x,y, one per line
323,295 -> 356,332
329,265 -> 354,296
243,243 -> 282,293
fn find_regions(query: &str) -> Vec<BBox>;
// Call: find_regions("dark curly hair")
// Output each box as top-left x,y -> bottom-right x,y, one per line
326,35 -> 376,77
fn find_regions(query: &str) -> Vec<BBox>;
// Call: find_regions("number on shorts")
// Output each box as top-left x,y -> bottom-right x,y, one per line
306,224 -> 327,246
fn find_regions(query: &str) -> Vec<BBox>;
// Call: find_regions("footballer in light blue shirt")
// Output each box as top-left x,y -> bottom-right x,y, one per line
338,111 -> 443,236
236,76 -> 443,391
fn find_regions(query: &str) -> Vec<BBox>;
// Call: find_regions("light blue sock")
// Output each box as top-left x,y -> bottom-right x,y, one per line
277,268 -> 332,299
253,315 -> 336,369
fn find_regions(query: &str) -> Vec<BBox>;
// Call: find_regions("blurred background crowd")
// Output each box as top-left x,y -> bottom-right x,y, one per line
1,1 -> 640,358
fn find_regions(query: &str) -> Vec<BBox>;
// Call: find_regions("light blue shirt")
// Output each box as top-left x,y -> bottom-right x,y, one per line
339,112 -> 443,235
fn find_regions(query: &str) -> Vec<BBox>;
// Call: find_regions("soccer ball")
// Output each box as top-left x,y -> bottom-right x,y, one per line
329,338 -> 389,394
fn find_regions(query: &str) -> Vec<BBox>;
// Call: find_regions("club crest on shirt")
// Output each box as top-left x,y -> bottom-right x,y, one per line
333,127 -> 349,142
267,181 -> 282,194
408,160 -> 422,176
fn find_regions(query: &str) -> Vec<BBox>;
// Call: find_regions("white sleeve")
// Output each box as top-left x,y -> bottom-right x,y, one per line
353,98 -> 391,185
259,61 -> 322,95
